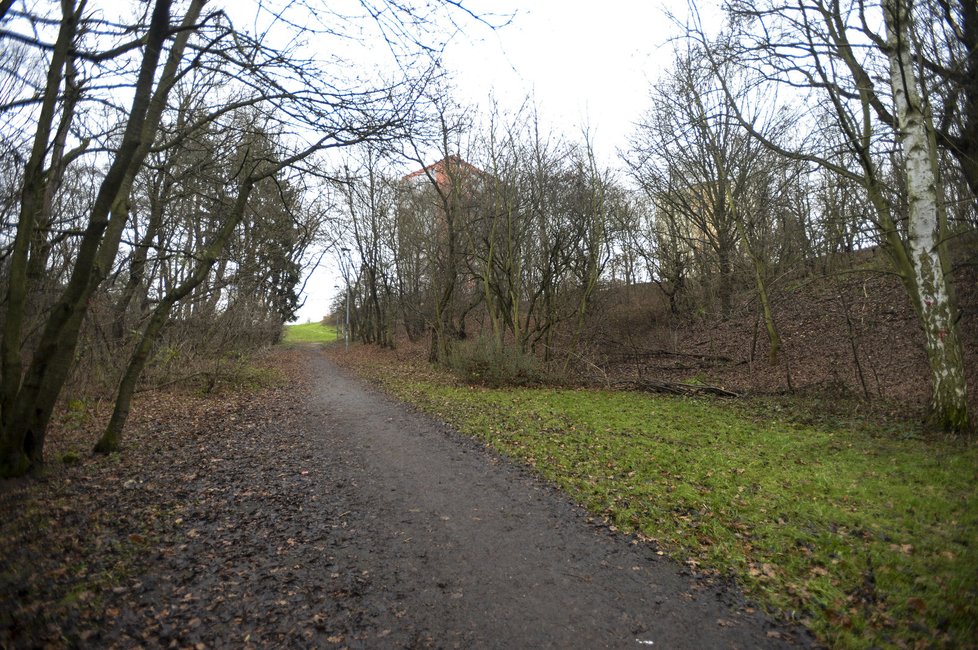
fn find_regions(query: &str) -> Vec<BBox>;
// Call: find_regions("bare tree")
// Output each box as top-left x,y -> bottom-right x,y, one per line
96,118 -> 328,453
695,0 -> 972,433
0,0 -> 203,477
386,100 -> 618,369
626,51 -> 743,318
0,0 -> 494,476
335,144 -> 400,347
401,93 -> 479,363
625,47 -> 805,364
911,0 -> 978,204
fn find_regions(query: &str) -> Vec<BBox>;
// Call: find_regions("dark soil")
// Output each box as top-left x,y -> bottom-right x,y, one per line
1,347 -> 811,648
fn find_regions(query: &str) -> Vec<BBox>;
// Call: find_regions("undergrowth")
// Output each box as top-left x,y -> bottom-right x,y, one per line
447,336 -> 543,387
338,347 -> 978,649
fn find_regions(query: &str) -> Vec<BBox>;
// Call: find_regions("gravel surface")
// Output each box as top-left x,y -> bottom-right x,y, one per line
2,347 -> 812,648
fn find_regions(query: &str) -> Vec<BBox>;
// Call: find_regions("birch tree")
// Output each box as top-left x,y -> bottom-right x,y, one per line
699,0 -> 972,432
881,0 -> 968,430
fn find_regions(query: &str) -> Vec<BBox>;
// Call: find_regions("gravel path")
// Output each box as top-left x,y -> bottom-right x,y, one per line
5,347 -> 810,648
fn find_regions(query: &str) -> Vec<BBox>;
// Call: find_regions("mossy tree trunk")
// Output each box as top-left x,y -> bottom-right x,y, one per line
0,0 -> 178,477
0,0 -> 81,476
96,177 -> 256,453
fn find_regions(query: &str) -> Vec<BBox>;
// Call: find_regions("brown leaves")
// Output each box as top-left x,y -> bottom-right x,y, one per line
905,597 -> 927,615
0,348 -> 316,647
747,562 -> 778,579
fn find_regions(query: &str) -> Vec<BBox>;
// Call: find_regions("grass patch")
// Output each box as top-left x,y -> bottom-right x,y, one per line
341,350 -> 978,649
281,322 -> 338,345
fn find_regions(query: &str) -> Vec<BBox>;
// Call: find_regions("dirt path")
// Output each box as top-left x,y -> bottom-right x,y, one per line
302,350 -> 808,649
2,347 -> 810,648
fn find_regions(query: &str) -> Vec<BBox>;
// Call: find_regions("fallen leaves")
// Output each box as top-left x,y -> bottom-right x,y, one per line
0,348 -> 328,648
905,597 -> 927,615
747,563 -> 778,579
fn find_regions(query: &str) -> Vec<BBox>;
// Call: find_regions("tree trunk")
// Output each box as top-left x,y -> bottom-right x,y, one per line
0,0 -> 199,477
883,0 -> 971,433
113,173 -> 169,339
0,0 -> 79,472
717,246 -> 732,319
733,208 -> 780,365
97,178 -> 256,453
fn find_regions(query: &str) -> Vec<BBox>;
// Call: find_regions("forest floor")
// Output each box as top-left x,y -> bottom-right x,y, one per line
591,255 -> 978,412
0,345 -> 809,649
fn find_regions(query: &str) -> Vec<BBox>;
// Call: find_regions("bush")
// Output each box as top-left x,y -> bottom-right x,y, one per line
448,336 -> 542,388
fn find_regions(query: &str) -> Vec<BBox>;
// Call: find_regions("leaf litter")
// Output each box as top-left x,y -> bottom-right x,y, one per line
0,348 -> 379,648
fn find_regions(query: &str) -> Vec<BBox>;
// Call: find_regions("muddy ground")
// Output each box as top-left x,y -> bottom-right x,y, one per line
1,347 -> 811,648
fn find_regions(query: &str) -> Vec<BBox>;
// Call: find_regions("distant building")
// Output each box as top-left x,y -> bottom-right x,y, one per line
401,155 -> 485,192
397,155 -> 489,322
398,154 -> 488,238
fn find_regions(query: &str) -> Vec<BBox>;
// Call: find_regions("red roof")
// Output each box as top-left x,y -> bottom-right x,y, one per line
402,155 -> 483,187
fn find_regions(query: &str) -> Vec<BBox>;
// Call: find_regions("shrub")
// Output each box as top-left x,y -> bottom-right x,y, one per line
447,336 -> 541,388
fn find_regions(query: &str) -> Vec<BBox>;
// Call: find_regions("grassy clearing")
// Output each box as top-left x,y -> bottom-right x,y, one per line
341,349 -> 978,649
281,322 -> 338,345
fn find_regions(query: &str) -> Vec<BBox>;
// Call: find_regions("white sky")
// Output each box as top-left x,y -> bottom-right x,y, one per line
294,0 -> 719,323
446,1 -> 687,162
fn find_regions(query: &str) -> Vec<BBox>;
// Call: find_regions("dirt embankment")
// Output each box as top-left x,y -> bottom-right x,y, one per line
592,260 -> 978,412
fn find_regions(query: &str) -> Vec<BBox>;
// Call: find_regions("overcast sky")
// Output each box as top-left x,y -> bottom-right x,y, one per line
445,1 -> 691,161
294,0 -> 717,323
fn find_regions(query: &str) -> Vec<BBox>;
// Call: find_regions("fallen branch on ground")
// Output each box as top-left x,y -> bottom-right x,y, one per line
614,379 -> 739,398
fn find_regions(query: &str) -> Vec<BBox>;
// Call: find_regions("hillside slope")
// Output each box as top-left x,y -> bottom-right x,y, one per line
591,257 -> 978,414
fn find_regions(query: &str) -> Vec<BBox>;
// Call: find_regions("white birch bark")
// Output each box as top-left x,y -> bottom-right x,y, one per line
883,0 -> 971,432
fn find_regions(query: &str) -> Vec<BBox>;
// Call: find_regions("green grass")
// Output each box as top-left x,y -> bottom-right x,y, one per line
346,353 -> 978,649
281,322 -> 338,345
